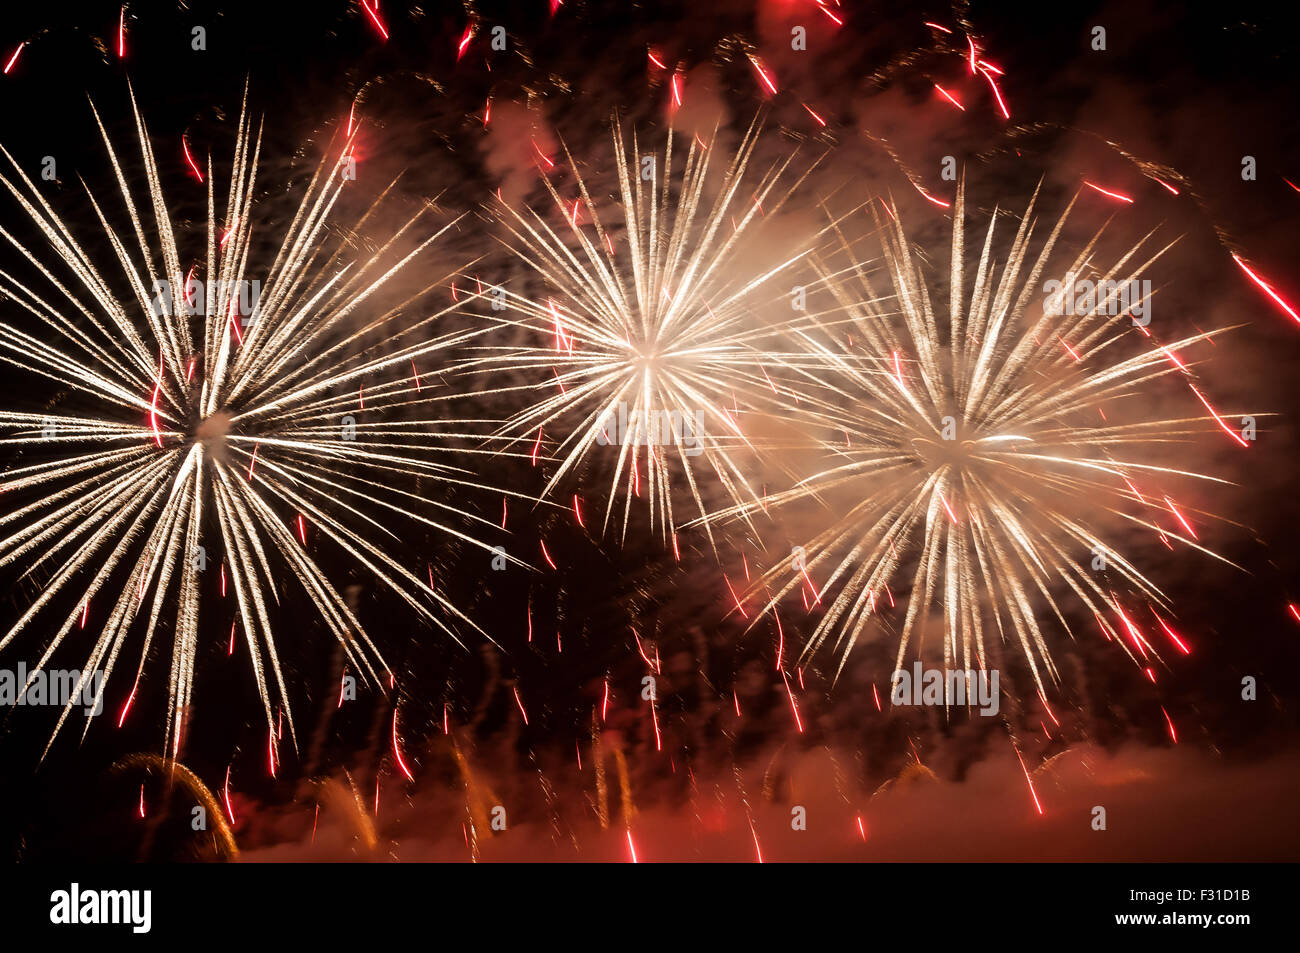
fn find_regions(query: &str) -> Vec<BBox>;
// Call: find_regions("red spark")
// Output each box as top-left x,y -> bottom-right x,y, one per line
1163,496 -> 1197,540
1187,383 -> 1249,448
626,829 -> 638,863
182,135 -> 204,182
1232,253 -> 1300,324
456,24 -> 474,60
117,680 -> 137,727
934,84 -> 965,111
118,6 -> 127,59
978,65 -> 1010,118
361,0 -> 389,41
1083,181 -> 1134,204
223,766 -> 236,824
723,574 -> 748,618
4,43 -> 24,75
1160,706 -> 1178,743
1014,747 -> 1044,815
392,709 -> 415,781
1150,610 -> 1191,655
749,55 -> 777,96
539,538 -> 557,569
513,685 -> 529,724
245,442 -> 259,481
912,182 -> 951,208
148,350 -> 164,448
782,671 -> 804,733
939,492 -> 959,524
802,103 -> 827,126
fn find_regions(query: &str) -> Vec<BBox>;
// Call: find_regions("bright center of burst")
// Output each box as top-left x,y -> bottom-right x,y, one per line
194,411 -> 233,452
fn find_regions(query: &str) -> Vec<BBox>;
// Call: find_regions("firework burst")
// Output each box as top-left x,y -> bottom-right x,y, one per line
470,117 -> 827,546
713,181 -> 1241,691
0,89 -> 507,758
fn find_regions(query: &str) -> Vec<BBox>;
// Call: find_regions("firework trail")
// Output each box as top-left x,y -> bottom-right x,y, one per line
710,180 -> 1242,692
466,116 -> 828,547
0,88 -> 511,759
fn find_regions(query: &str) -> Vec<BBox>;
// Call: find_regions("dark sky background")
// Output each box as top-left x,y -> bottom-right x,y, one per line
0,0 -> 1298,861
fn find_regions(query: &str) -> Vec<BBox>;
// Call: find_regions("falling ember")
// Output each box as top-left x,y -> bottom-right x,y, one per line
802,103 -> 827,126
456,24 -> 474,60
1160,706 -> 1178,743
1163,496 -> 1197,540
1014,747 -> 1044,815
117,681 -> 138,728
392,709 -> 415,781
118,6 -> 127,59
4,43 -> 24,75
913,182 -> 951,208
626,829 -> 638,862
223,766 -> 236,824
1232,253 -> 1300,324
361,0 -> 389,40
1187,384 -> 1249,448
978,65 -> 1010,118
748,55 -> 778,95
539,538 -> 558,569
512,685 -> 529,724
1083,181 -> 1135,204
182,135 -> 204,182
934,84 -> 965,111
782,672 -> 804,733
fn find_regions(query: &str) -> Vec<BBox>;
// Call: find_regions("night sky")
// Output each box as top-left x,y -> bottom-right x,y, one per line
0,1 -> 1298,862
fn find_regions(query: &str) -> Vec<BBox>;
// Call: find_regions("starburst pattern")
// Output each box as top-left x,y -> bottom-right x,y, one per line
472,117 -> 826,545
716,182 -> 1237,690
0,92 -> 504,756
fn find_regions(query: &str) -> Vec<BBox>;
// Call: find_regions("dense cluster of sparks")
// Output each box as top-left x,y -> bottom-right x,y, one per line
0,5 -> 1292,860
471,118 -> 824,545
714,183 -> 1237,690
0,92 -> 503,757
